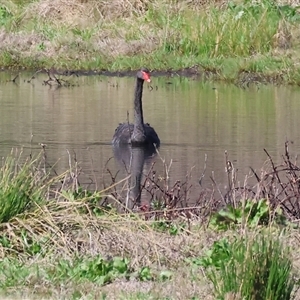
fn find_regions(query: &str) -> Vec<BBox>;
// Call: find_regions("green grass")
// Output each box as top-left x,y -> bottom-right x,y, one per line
206,233 -> 296,300
0,0 -> 300,83
0,150 -> 48,223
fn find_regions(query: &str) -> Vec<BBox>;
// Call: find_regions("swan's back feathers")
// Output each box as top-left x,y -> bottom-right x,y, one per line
112,123 -> 134,145
112,122 -> 160,146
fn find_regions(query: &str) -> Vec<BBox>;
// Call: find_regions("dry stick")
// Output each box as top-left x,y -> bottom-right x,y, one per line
263,148 -> 294,217
105,168 -> 121,205
145,175 -> 171,197
73,150 -> 81,192
140,161 -> 155,195
283,142 -> 300,217
182,168 -> 194,208
225,150 -> 233,204
53,75 -> 62,86
284,141 -> 300,188
87,148 -> 98,191
27,69 -> 43,83
43,68 -> 59,87
100,175 -> 131,195
210,171 -> 226,205
40,143 -> 47,176
9,73 -> 19,83
156,151 -> 172,190
198,153 -> 207,186
29,133 -> 34,159
264,148 -> 289,199
249,166 -> 267,200
48,68 -> 62,86
66,149 -> 77,192
102,157 -> 114,191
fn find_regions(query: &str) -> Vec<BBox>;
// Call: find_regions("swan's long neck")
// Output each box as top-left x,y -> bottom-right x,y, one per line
132,78 -> 146,143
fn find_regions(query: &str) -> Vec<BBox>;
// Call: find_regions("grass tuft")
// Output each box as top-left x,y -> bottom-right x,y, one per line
0,149 -> 48,223
207,232 -> 297,300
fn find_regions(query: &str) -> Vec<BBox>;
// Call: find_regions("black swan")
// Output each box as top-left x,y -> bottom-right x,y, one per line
112,68 -> 160,147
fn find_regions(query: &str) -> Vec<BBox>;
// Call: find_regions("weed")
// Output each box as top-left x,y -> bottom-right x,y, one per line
137,266 -> 153,281
52,256 -> 130,285
209,198 -> 287,230
151,220 -> 185,235
206,233 -> 297,300
0,150 -> 48,223
189,238 -> 232,270
0,5 -> 12,26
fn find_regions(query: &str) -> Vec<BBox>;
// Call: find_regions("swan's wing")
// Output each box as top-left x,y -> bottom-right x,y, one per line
112,123 -> 134,145
144,124 -> 160,146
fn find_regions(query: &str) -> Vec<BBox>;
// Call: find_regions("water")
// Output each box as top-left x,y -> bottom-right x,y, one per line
1,71 -> 300,204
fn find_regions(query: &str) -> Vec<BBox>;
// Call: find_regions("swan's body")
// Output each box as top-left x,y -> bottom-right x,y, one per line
113,123 -> 159,146
112,68 -> 160,147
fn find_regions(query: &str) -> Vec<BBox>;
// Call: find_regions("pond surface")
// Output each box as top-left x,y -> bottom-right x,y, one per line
1,71 -> 300,204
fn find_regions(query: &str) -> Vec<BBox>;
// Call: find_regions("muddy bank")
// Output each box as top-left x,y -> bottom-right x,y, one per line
4,65 -> 287,88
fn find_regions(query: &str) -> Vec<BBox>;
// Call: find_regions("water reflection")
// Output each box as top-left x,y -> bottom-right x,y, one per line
113,144 -> 157,209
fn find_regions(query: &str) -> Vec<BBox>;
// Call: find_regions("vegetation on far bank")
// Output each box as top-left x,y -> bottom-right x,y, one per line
1,0 -> 300,84
1,143 -> 300,299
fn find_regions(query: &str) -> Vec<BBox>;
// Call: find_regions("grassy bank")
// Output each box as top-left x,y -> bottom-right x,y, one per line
1,144 -> 300,299
1,0 -> 300,84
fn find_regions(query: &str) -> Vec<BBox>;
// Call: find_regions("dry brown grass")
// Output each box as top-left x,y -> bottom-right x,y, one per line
0,28 -> 43,50
0,197 -> 218,298
24,0 -> 154,26
22,0 -> 300,28
20,0 -> 253,30
2,199 -> 300,299
0,197 -> 215,264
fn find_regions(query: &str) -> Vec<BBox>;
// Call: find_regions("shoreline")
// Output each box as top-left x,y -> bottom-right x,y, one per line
0,65 -> 292,87
1,0 -> 300,85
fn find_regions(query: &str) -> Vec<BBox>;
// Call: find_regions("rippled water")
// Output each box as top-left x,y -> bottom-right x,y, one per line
1,71 -> 300,203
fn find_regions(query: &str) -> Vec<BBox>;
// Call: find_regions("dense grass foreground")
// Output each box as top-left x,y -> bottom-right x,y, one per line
0,148 -> 300,299
1,0 -> 300,83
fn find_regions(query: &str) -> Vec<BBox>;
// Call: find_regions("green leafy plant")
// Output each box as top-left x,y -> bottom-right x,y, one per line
151,220 -> 185,235
137,266 -> 153,281
21,230 -> 43,255
71,28 -> 95,41
0,235 -> 11,248
205,233 -> 296,300
209,199 -> 286,230
62,187 -> 111,217
188,238 -> 232,270
0,6 -> 12,27
159,270 -> 173,281
37,42 -> 45,51
53,256 -> 130,285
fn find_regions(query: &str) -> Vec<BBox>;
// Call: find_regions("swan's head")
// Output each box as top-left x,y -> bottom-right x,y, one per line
137,68 -> 151,83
